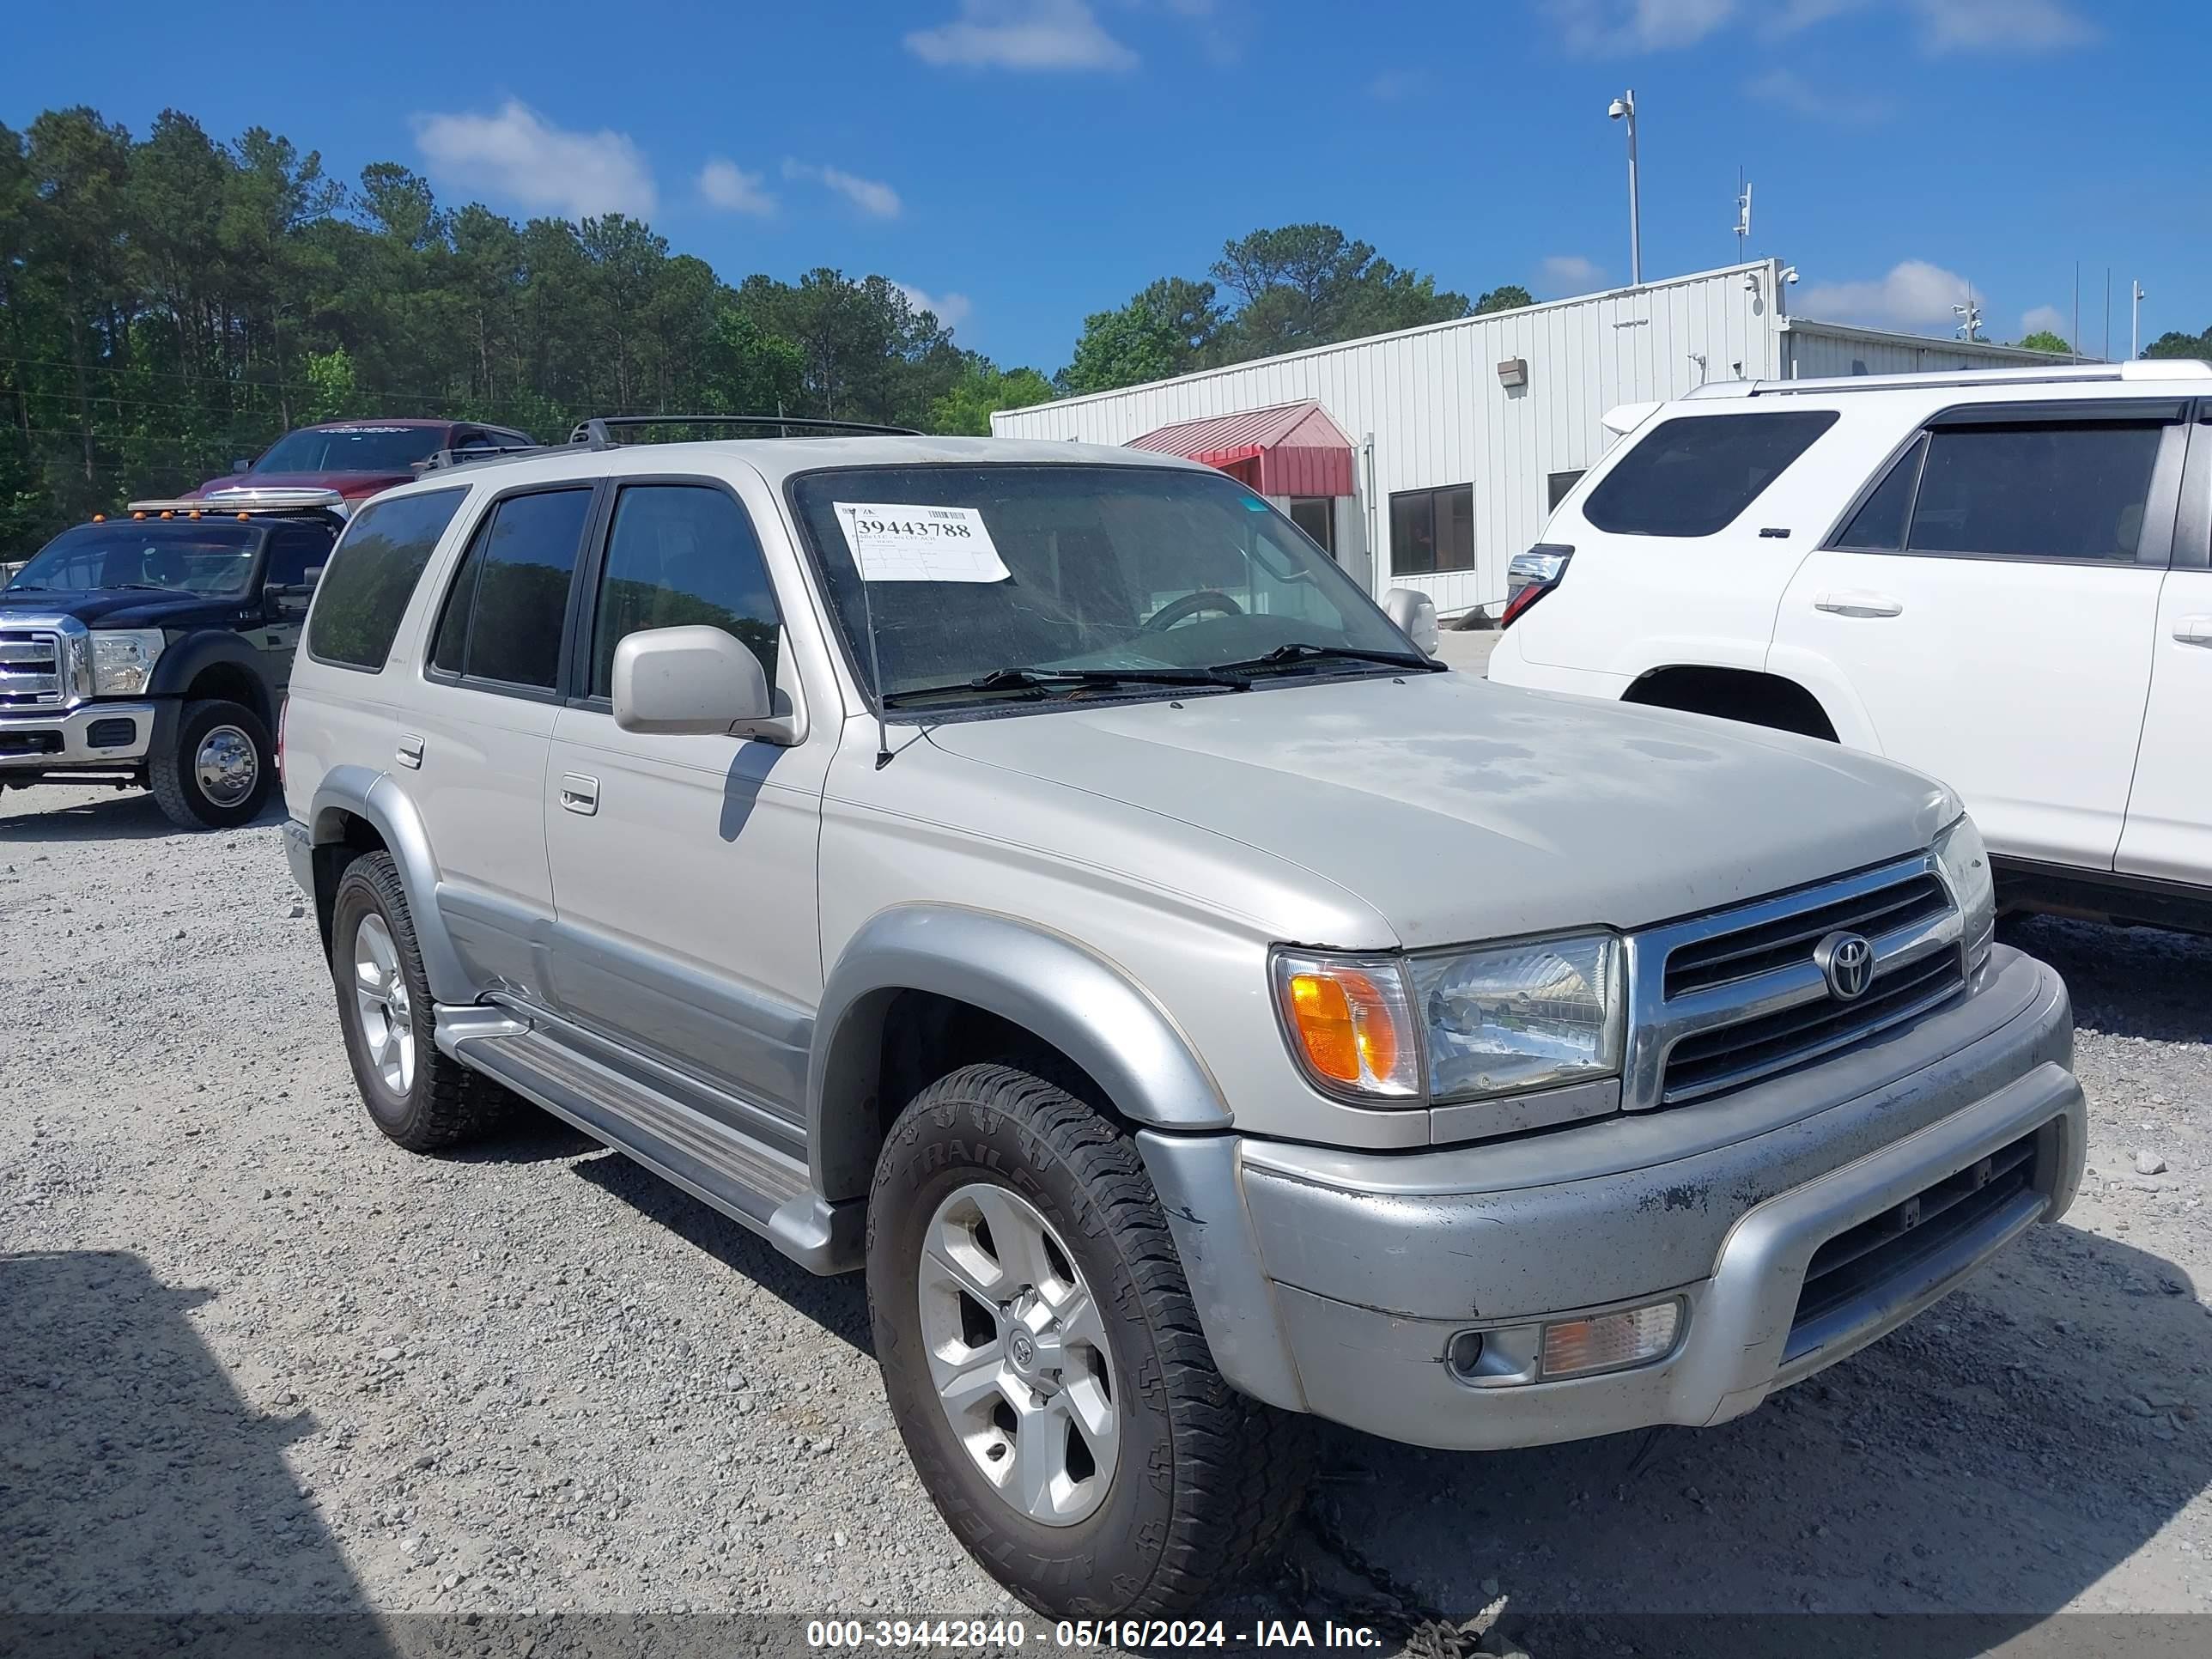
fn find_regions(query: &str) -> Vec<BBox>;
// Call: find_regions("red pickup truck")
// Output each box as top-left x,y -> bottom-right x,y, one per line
188,419 -> 538,508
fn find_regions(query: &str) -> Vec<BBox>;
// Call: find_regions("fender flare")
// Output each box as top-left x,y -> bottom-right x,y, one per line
807,905 -> 1231,1202
308,764 -> 471,1004
151,630 -> 275,726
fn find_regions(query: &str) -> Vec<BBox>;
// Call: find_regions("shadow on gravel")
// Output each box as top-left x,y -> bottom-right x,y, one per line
0,1249 -> 398,1658
1268,1224 -> 2212,1659
567,1150 -> 874,1354
0,792 -> 286,843
447,1108 -> 600,1165
2002,913 -> 2212,1047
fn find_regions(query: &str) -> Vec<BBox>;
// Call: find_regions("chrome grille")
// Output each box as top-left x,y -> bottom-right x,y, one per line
1622,856 -> 1966,1111
0,629 -> 64,708
1663,872 -> 1949,999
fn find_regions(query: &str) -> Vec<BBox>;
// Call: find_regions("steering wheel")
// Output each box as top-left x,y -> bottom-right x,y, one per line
1141,590 -> 1245,632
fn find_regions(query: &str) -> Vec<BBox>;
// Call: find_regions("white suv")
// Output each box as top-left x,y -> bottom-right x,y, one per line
1490,360 -> 2212,933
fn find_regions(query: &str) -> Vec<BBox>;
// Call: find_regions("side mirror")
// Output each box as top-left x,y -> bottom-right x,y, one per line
612,626 -> 775,738
231,459 -> 252,473
1381,587 -> 1440,657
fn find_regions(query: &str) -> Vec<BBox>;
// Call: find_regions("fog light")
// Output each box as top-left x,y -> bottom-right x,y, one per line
1445,1329 -> 1486,1380
1540,1299 -> 1680,1379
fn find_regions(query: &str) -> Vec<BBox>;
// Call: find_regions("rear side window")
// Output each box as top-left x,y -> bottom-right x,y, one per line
589,484 -> 781,698
1906,422 -> 2164,562
430,488 -> 592,690
1583,411 -> 1838,538
306,489 -> 467,670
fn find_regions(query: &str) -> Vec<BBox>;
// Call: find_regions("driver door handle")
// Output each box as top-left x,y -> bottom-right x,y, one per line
559,773 -> 600,816
1814,590 -> 1904,618
2173,616 -> 2212,647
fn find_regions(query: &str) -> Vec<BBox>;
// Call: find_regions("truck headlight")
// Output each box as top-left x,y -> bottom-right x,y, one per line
1411,933 -> 1624,1101
1934,814 -> 1995,973
91,629 -> 166,696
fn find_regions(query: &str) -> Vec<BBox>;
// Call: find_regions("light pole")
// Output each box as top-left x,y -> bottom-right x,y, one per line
2132,280 -> 2147,359
1608,90 -> 1642,287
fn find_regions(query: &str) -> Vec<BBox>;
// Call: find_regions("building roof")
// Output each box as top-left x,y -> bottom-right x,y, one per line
1126,399 -> 1357,496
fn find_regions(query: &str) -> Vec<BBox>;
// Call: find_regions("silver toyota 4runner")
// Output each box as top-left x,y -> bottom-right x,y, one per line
281,419 -> 2086,1617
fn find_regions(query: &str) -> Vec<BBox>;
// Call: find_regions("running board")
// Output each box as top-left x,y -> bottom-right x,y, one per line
438,1014 -> 863,1274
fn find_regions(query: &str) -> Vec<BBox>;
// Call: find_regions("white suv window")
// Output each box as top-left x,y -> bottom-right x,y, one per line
1583,410 -> 1838,538
1835,419 -> 2169,563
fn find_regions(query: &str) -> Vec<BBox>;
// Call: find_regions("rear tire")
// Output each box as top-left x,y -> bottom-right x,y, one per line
868,1061 -> 1310,1618
331,852 -> 505,1152
149,698 -> 273,830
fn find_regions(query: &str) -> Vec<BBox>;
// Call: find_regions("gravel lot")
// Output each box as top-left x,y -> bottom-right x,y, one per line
5,775 -> 2212,1656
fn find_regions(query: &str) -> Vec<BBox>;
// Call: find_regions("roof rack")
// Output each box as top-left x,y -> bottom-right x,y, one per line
1684,359 -> 2212,400
568,414 -> 922,444
416,413 -> 924,477
124,487 -> 348,518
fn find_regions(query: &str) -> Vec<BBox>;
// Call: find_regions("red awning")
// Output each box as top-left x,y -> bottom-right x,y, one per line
1126,399 -> 1357,497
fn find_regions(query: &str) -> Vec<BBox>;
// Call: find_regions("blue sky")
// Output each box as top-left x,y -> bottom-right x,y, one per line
4,0 -> 2204,368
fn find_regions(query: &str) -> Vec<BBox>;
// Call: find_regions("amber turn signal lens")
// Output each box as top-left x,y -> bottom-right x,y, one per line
1275,952 -> 1419,1099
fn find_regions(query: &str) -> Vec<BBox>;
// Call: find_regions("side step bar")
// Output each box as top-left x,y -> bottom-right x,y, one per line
438,1011 -> 863,1274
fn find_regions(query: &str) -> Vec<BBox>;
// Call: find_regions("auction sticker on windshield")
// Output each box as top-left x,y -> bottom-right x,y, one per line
835,502 -> 1010,584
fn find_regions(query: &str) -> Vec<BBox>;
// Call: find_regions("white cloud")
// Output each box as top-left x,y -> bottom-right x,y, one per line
1905,0 -> 2093,52
2020,304 -> 2069,340
1540,254 -> 1606,294
697,158 -> 775,216
1798,260 -> 1979,331
894,282 -> 973,329
1745,66 -> 1893,122
413,100 -> 656,220
781,160 -> 902,219
1547,0 -> 1736,54
1549,0 -> 2091,54
905,0 -> 1139,70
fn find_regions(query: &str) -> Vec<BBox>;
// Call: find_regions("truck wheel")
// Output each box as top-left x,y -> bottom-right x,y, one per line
330,852 -> 504,1152
149,699 -> 273,830
869,1061 -> 1310,1618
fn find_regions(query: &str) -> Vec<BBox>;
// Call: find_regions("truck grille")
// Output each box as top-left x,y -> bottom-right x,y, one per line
1662,946 -> 1964,1103
0,628 -> 65,708
1784,1130 -> 2040,1365
1625,857 -> 1966,1111
1663,872 -> 1950,999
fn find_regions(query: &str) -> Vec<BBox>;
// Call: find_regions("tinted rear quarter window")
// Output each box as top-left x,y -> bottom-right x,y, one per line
306,489 -> 468,670
1583,410 -> 1839,537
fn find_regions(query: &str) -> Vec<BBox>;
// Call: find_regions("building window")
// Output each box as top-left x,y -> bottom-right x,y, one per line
1389,484 -> 1473,575
1546,471 -> 1586,511
1287,496 -> 1335,556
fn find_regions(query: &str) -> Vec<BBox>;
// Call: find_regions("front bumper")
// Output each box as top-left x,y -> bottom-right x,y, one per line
1139,945 -> 2081,1451
0,702 -> 155,770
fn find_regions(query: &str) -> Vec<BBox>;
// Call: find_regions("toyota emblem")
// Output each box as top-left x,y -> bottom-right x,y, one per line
1814,931 -> 1875,1001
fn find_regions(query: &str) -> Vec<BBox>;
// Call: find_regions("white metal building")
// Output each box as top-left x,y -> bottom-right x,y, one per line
992,259 -> 2066,619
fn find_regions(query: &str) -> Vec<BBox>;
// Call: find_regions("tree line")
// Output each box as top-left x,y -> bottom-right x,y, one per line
0,105 -> 1517,553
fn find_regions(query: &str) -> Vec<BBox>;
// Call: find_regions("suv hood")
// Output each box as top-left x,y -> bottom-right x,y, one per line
920,672 -> 1956,947
0,588 -> 241,629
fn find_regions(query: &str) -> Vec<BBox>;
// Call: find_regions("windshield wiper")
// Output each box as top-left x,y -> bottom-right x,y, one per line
1216,641 -> 1445,676
882,664 -> 1249,708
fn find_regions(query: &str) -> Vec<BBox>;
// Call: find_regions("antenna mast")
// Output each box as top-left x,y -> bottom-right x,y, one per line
1734,172 -> 1752,263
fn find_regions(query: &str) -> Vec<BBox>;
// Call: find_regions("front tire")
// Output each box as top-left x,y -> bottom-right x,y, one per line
868,1062 -> 1310,1618
331,852 -> 504,1152
149,698 -> 273,830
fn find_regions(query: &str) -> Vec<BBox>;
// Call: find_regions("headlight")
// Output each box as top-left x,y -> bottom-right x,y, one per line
91,629 -> 166,696
1272,931 -> 1626,1106
1411,933 -> 1624,1101
1934,814 -> 1995,972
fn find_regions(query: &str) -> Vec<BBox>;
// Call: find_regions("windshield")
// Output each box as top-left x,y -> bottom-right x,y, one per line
5,522 -> 262,598
252,424 -> 441,474
788,465 -> 1416,708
